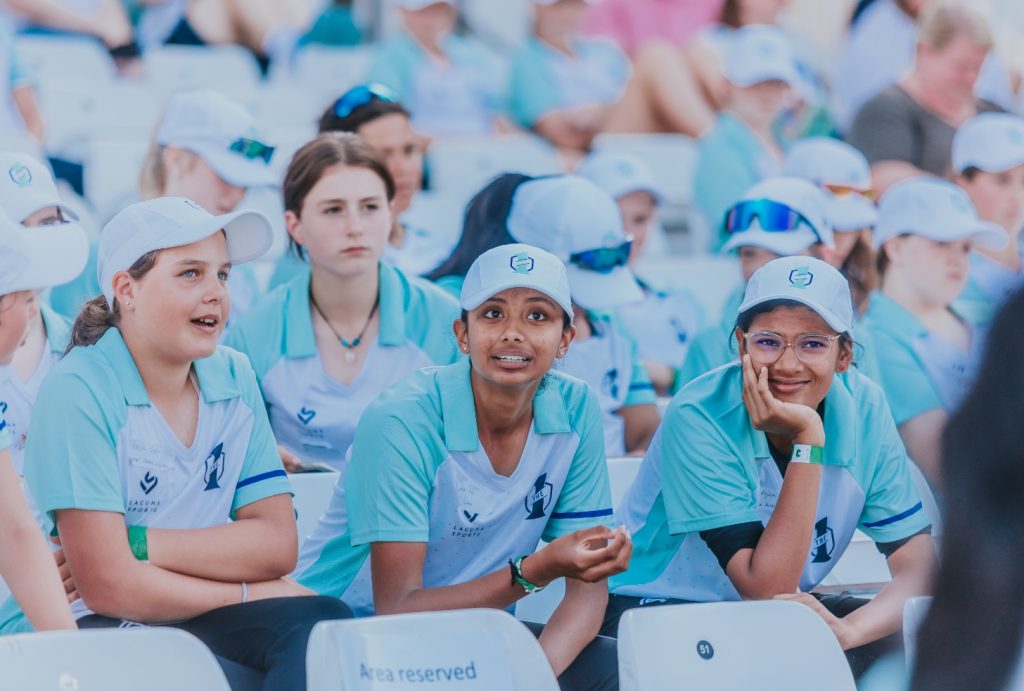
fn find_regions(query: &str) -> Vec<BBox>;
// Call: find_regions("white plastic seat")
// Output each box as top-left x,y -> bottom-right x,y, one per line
632,255 -> 742,327
291,471 -> 340,542
608,456 -> 641,510
83,137 -> 149,223
0,628 -> 230,690
144,45 -> 262,98
427,135 -> 562,203
17,35 -> 117,85
285,47 -> 373,103
307,608 -> 559,691
618,600 -> 856,691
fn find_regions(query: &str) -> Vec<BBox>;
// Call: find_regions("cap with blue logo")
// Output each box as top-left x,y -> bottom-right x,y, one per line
0,208 -> 89,295
952,113 -> 1024,175
873,177 -> 1007,250
739,256 -> 854,334
98,197 -> 274,304
461,243 -> 574,320
782,138 -> 877,231
576,151 -> 664,204
0,152 -> 79,224
157,90 -> 277,188
725,24 -> 801,89
722,177 -> 834,255
506,175 -> 643,310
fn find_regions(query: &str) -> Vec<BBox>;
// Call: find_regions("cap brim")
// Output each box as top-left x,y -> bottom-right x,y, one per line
738,292 -> 851,334
721,227 -> 821,255
565,264 -> 643,310
461,279 -> 574,320
829,196 -> 877,231
970,221 -> 1010,250
9,224 -> 89,292
189,144 -> 279,188
727,66 -> 800,89
218,209 -> 275,265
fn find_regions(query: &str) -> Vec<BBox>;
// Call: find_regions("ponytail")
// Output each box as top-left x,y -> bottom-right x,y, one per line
67,250 -> 160,352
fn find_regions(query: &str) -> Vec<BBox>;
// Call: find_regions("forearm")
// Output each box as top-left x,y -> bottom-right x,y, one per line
11,86 -> 44,143
870,161 -> 927,197
147,518 -> 297,582
622,404 -> 660,456
539,579 -> 606,677
0,521 -> 74,630
2,0 -> 100,34
375,566 -> 523,615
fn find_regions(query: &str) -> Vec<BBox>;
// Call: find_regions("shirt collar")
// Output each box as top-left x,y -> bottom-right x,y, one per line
95,328 -> 240,406
437,359 -> 573,452
283,262 -> 408,358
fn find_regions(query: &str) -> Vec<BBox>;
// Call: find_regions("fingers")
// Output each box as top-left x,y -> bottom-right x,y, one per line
572,527 -> 633,582
278,446 -> 303,473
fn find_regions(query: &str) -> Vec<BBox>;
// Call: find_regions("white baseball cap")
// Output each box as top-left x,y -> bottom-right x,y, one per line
739,256 -> 854,334
952,112 -> 1024,174
874,177 -> 1007,250
156,90 -> 277,188
394,0 -> 454,8
506,175 -> 643,310
0,209 -> 88,295
0,153 -> 79,224
782,137 -> 877,231
576,152 -> 664,204
97,197 -> 274,304
533,0 -> 596,5
461,243 -> 574,320
725,24 -> 801,88
721,177 -> 834,255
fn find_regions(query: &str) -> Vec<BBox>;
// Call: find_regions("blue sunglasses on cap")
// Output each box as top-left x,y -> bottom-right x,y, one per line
332,83 -> 399,119
568,238 -> 633,274
723,199 -> 823,243
229,137 -> 275,164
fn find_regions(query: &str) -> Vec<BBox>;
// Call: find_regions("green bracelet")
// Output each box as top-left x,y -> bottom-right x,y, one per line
790,443 -> 825,465
127,525 -> 149,561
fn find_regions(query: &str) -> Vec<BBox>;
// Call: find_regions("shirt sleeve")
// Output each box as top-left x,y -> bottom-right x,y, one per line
857,399 -> 932,543
678,327 -> 735,388
346,411 -> 436,545
364,37 -> 414,100
24,372 -> 124,528
660,403 -> 760,535
544,388 -> 614,541
507,45 -> 561,129
846,89 -> 918,166
231,353 -> 292,514
869,328 -> 943,425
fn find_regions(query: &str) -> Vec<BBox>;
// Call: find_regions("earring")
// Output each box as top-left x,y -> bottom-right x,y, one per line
460,344 -> 469,353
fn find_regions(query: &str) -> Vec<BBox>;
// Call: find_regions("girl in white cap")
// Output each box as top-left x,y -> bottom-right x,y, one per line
17,197 -> 351,687
863,177 -> 1006,487
952,112 -> 1024,326
295,243 -> 630,691
364,0 -> 507,137
607,256 -> 934,679
577,151 -> 704,395
226,133 -> 461,473
0,210 -> 85,633
679,176 -> 836,387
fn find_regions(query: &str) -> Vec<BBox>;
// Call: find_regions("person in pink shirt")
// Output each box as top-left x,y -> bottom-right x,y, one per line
584,0 -> 725,56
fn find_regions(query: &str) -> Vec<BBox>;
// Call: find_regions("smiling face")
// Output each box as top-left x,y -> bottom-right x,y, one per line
958,165 -> 1024,236
286,164 -> 393,280
0,290 -> 39,365
455,287 -> 574,391
736,304 -> 851,408
115,233 -> 231,365
883,234 -> 972,306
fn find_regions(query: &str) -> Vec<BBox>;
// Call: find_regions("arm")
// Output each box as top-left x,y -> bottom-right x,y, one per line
0,0 -> 131,47
144,494 -> 297,582
0,452 -> 75,630
533,107 -> 608,151
869,160 -> 930,197
58,509 -> 308,622
898,409 -> 948,488
538,577 -> 608,677
620,403 -> 660,456
11,85 -> 43,143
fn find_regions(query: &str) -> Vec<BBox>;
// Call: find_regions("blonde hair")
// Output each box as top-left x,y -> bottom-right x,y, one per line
918,1 -> 993,52
138,115 -> 201,200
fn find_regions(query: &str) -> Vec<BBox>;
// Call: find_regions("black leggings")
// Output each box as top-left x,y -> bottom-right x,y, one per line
601,592 -> 900,680
523,621 -> 619,691
78,596 -> 352,691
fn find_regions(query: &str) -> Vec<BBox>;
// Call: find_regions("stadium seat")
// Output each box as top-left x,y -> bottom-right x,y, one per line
902,595 -> 931,668
617,600 -> 856,691
291,471 -> 340,542
285,46 -> 373,105
633,255 -> 742,325
306,608 -> 559,691
608,456 -> 641,509
83,137 -> 149,223
427,135 -> 562,203
17,35 -> 117,85
0,628 -> 231,690
144,45 -> 262,99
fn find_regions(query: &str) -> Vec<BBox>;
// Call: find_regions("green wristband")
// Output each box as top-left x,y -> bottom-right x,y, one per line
790,443 -> 824,465
127,525 -> 149,561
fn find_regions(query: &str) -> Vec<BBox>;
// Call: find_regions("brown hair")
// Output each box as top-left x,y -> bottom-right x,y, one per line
918,1 -> 993,51
68,251 -> 160,351
840,230 -> 878,314
282,132 -> 396,256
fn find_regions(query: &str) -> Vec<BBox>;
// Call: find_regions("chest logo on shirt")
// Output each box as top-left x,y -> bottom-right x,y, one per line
602,368 -> 620,399
139,472 -> 159,495
525,474 -> 553,520
811,516 -> 835,563
297,407 -> 317,425
203,443 -> 226,491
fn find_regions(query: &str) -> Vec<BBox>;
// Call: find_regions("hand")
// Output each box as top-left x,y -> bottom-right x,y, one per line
91,2 -> 134,48
741,355 -> 824,446
643,360 -> 676,396
774,592 -> 855,650
278,445 -> 303,473
528,526 -> 632,586
51,537 -> 78,604
247,577 -> 315,602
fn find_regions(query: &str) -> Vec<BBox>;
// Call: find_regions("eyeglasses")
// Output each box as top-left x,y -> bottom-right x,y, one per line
744,330 -> 840,364
568,238 -> 633,273
332,83 -> 399,119
229,138 -> 275,164
822,183 -> 874,201
723,199 -> 824,243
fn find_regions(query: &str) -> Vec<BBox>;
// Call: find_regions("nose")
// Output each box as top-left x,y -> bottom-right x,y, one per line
500,318 -> 525,343
774,342 -> 804,371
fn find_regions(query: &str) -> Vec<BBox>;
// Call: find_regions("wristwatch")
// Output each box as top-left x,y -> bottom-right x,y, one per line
509,555 -> 545,594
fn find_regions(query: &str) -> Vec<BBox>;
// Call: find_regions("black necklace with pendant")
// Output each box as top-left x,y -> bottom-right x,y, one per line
310,292 -> 380,364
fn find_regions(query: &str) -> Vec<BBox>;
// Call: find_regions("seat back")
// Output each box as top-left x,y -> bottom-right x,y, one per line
307,608 -> 559,691
291,471 -> 341,542
618,601 -> 856,691
0,628 -> 231,690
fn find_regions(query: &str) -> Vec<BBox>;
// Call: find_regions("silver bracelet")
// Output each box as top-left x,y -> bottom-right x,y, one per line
241,582 -> 249,604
